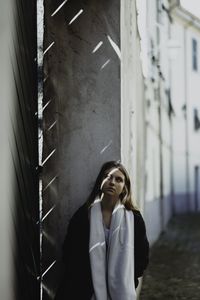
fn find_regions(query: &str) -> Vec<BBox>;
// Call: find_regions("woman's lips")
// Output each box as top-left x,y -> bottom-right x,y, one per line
106,187 -> 115,192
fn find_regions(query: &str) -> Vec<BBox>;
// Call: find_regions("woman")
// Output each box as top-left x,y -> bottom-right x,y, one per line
55,161 -> 149,300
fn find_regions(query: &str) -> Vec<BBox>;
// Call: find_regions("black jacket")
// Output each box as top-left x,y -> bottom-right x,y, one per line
55,203 -> 149,300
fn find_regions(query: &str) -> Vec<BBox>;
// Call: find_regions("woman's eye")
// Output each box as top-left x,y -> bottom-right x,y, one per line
117,177 -> 124,183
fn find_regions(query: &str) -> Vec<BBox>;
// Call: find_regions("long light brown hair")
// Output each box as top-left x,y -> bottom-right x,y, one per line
86,161 -> 138,211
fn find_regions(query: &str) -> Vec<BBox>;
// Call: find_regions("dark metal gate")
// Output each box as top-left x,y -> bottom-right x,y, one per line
12,0 -> 40,299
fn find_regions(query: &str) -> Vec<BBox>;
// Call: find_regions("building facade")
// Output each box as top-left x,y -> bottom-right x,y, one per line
170,2 -> 200,213
136,0 -> 200,244
137,0 -> 173,244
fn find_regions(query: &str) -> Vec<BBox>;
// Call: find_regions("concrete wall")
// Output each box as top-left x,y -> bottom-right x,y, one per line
43,0 -> 121,297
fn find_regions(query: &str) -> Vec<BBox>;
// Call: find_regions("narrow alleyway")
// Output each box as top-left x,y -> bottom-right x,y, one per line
140,213 -> 200,300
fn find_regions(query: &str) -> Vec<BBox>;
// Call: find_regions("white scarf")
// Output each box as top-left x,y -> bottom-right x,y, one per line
89,199 -> 136,300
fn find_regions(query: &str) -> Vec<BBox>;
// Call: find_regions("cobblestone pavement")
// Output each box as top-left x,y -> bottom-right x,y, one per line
140,213 -> 200,300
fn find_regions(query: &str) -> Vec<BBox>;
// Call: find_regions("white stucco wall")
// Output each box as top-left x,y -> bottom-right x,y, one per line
138,0 -> 173,244
187,28 -> 200,210
171,7 -> 200,212
121,0 -> 146,212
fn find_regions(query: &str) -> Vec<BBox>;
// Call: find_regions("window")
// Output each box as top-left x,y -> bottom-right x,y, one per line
194,108 -> 200,131
192,38 -> 198,71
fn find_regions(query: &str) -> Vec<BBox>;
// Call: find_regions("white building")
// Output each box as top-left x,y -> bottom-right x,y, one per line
170,1 -> 200,213
136,0 -> 173,244
135,0 -> 200,245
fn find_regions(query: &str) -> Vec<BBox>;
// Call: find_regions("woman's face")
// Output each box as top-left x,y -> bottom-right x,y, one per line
101,167 -> 125,199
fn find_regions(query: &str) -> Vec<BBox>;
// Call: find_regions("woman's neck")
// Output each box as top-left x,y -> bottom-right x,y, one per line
101,195 -> 119,212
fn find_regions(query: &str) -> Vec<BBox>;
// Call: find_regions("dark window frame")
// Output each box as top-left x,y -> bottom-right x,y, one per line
192,38 -> 198,71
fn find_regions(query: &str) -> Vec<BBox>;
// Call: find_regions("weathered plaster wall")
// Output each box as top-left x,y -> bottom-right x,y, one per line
121,0 -> 146,212
43,0 -> 120,297
137,0 -> 174,245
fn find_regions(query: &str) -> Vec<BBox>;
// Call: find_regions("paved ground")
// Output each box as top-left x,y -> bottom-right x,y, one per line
140,213 -> 200,300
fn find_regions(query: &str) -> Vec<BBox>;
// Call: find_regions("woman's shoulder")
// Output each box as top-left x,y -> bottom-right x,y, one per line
73,202 -> 88,215
132,209 -> 145,230
132,209 -> 143,220
131,209 -> 147,235
69,202 -> 89,225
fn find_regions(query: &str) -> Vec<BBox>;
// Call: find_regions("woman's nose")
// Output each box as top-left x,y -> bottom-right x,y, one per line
109,178 -> 115,185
